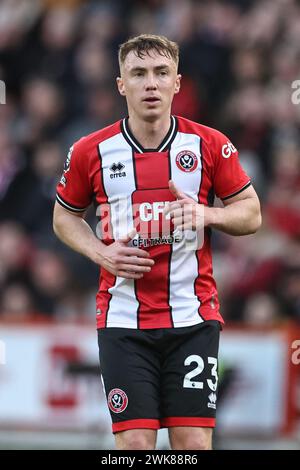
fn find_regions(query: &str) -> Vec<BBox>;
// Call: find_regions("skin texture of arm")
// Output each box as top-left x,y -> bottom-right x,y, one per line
165,181 -> 262,236
207,185 -> 262,235
53,202 -> 154,279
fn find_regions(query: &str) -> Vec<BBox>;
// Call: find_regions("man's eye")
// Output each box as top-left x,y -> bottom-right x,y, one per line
159,71 -> 168,76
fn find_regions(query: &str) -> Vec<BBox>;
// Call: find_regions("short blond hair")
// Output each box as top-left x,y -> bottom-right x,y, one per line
118,34 -> 179,69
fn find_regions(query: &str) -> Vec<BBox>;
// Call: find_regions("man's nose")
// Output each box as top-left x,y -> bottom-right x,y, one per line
145,73 -> 157,89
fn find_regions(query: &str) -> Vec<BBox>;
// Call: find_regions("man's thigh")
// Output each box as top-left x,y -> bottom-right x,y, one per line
160,321 -> 221,428
98,328 -> 161,433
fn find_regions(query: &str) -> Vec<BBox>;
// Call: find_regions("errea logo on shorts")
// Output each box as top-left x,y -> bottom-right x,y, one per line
222,141 -> 237,159
207,392 -> 217,409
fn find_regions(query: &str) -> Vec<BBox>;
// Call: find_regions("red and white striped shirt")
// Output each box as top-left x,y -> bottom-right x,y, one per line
56,116 -> 250,329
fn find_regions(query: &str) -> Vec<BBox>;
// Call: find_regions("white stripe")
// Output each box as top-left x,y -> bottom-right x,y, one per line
100,373 -> 107,396
56,194 -> 87,212
99,133 -> 139,328
168,131 -> 203,327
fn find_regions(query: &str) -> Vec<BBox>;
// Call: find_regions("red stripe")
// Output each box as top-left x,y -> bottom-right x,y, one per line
112,419 -> 160,433
195,232 -> 223,322
133,151 -> 173,329
161,417 -> 216,428
196,141 -> 224,323
96,269 -> 116,328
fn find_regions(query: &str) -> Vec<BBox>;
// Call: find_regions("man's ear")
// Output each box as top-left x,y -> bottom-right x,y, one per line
174,74 -> 182,95
116,77 -> 126,96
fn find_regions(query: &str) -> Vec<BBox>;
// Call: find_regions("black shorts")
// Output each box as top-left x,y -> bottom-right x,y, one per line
97,320 -> 220,433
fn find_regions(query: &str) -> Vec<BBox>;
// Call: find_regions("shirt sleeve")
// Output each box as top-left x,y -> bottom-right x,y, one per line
211,131 -> 251,200
56,138 -> 93,213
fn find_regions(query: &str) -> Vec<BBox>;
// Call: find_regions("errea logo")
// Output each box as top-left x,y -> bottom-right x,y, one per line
222,141 -> 237,159
207,392 -> 217,409
110,162 -> 126,179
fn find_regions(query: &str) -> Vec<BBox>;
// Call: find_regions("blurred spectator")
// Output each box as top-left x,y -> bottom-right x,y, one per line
0,141 -> 63,239
18,78 -> 65,147
0,282 -> 36,322
28,249 -> 71,315
0,221 -> 32,284
243,293 -> 281,326
0,0 -> 300,325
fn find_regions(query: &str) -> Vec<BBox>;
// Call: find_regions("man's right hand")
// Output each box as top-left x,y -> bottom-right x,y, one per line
94,230 -> 155,279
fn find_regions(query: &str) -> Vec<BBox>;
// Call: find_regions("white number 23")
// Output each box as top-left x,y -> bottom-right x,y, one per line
183,355 -> 218,391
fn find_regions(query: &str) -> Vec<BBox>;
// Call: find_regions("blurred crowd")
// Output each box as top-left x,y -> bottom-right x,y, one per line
0,0 -> 299,325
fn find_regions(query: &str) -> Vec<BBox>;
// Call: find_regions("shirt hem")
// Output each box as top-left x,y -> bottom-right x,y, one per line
97,317 -> 222,329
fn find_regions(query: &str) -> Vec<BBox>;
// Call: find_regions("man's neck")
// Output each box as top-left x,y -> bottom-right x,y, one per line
128,114 -> 171,149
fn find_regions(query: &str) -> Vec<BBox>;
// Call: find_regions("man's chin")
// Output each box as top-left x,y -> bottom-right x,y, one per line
141,109 -> 163,122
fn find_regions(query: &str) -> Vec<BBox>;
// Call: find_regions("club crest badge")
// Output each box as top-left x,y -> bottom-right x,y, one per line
108,388 -> 128,413
175,150 -> 198,172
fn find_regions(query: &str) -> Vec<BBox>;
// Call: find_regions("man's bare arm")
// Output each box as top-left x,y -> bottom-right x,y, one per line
165,181 -> 262,236
53,202 -> 154,279
206,185 -> 262,236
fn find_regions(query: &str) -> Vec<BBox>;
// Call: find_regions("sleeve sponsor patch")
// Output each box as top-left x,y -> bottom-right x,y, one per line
63,145 -> 74,173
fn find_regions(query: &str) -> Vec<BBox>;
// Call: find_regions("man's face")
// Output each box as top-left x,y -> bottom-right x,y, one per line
117,49 -> 181,121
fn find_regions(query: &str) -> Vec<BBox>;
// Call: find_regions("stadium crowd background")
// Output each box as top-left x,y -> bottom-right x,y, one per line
0,0 -> 300,327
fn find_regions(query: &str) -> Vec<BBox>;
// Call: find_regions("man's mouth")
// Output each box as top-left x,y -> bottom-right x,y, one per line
143,97 -> 160,103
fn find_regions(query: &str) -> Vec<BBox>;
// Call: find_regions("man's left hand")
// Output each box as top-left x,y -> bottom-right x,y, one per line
164,180 -> 210,231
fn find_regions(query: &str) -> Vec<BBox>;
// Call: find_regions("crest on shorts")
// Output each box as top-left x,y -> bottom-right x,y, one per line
108,388 -> 128,413
175,150 -> 198,172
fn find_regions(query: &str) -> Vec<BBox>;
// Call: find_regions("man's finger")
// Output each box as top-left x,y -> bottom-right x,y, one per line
164,199 -> 195,219
121,247 -> 153,259
119,255 -> 154,266
119,263 -> 152,273
168,180 -> 187,200
118,228 -> 137,244
168,209 -> 184,220
176,222 -> 194,231
118,270 -> 144,280
163,201 -> 181,216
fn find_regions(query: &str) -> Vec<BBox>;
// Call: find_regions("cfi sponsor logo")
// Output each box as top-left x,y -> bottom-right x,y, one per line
139,201 -> 171,222
207,392 -> 217,409
221,141 -> 237,159
108,388 -> 128,413
176,150 -> 198,172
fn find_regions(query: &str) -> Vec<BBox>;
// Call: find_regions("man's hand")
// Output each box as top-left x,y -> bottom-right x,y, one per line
95,229 -> 155,279
164,180 -> 208,231
164,180 -> 261,236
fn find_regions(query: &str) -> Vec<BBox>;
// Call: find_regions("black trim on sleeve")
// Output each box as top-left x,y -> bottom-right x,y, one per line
56,193 -> 88,212
221,181 -> 251,201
